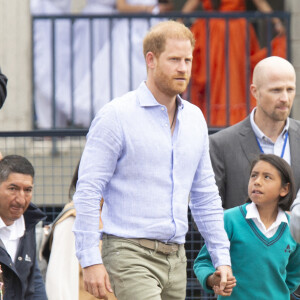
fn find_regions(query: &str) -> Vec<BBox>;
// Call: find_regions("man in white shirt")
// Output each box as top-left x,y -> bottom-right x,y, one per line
73,20 -> 233,300
0,155 -> 47,300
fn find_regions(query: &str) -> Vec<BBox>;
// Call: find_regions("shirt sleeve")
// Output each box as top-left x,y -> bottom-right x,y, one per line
193,244 -> 215,294
189,122 -> 231,268
73,103 -> 123,267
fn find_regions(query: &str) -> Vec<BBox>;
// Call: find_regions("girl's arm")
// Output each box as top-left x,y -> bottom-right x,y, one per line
193,244 -> 216,294
251,0 -> 285,35
116,0 -> 173,13
193,244 -> 236,296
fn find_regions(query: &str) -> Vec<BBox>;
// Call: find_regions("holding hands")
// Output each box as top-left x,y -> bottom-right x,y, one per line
207,266 -> 236,297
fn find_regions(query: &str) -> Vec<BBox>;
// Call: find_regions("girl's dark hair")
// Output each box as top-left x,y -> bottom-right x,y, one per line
247,154 -> 295,211
69,160 -> 80,200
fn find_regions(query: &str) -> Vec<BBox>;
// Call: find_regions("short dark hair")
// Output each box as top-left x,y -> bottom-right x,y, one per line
0,155 -> 34,183
247,154 -> 295,211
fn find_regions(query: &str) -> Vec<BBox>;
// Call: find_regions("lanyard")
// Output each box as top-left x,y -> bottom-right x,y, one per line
255,132 -> 289,158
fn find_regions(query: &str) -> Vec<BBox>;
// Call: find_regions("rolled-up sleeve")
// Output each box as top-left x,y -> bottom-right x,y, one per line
190,126 -> 231,268
73,103 -> 123,267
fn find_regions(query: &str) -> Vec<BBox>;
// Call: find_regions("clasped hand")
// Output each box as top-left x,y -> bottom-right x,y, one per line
207,266 -> 237,297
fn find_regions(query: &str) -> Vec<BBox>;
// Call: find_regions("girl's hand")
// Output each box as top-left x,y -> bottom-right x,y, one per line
207,270 -> 237,296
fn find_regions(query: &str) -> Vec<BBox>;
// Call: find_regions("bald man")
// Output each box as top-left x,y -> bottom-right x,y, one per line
209,56 -> 300,209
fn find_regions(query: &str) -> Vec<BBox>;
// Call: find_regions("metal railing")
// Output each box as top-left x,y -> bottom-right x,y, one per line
31,11 -> 290,130
0,129 -> 215,299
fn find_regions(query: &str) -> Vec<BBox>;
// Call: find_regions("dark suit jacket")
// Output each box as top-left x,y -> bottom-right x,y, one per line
0,68 -> 8,109
209,116 -> 300,209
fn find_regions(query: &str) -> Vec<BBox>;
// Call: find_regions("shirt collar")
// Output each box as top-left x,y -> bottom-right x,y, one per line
250,107 -> 289,141
246,202 -> 288,226
137,81 -> 184,110
0,216 -> 25,240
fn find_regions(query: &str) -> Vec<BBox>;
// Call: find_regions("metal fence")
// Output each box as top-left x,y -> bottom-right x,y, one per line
31,11 -> 290,130
0,129 -> 215,299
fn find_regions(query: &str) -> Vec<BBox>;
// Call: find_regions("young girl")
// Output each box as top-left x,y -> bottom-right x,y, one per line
194,154 -> 300,299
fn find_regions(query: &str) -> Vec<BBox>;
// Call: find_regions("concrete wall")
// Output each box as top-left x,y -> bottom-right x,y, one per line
0,0 -> 85,132
0,0 -> 32,131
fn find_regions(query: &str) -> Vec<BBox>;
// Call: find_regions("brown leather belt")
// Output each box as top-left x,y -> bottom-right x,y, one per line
104,234 -> 180,254
137,239 -> 179,254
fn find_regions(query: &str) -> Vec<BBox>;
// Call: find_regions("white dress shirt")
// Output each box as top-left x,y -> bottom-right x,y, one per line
246,202 -> 288,238
73,82 -> 230,268
0,216 -> 25,262
250,108 -> 291,164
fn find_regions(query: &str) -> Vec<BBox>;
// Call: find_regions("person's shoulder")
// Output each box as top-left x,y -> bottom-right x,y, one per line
224,205 -> 246,219
181,100 -> 206,121
289,118 -> 300,129
109,89 -> 140,112
182,99 -> 201,112
94,90 -> 137,118
210,117 -> 251,141
24,203 -> 46,226
224,205 -> 241,215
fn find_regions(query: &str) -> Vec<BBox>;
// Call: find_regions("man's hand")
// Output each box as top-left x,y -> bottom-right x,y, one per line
213,265 -> 236,296
82,264 -> 113,299
207,269 -> 236,296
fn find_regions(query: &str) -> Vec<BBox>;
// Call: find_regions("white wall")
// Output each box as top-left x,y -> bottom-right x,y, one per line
0,0 -> 32,130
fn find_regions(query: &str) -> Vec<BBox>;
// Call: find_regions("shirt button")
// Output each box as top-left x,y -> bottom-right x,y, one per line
18,256 -> 22,261
161,107 -> 165,111
165,123 -> 168,127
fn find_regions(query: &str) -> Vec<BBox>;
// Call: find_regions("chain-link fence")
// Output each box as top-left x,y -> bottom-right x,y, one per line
0,129 -> 217,299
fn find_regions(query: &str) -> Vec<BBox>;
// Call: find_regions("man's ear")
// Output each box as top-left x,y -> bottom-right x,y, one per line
145,52 -> 156,70
250,84 -> 258,100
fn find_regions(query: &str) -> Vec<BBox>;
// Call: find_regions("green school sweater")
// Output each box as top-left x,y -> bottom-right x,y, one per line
194,203 -> 300,300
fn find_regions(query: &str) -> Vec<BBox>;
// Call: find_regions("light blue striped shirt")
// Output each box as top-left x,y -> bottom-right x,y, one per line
73,82 -> 230,268
250,108 -> 290,164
